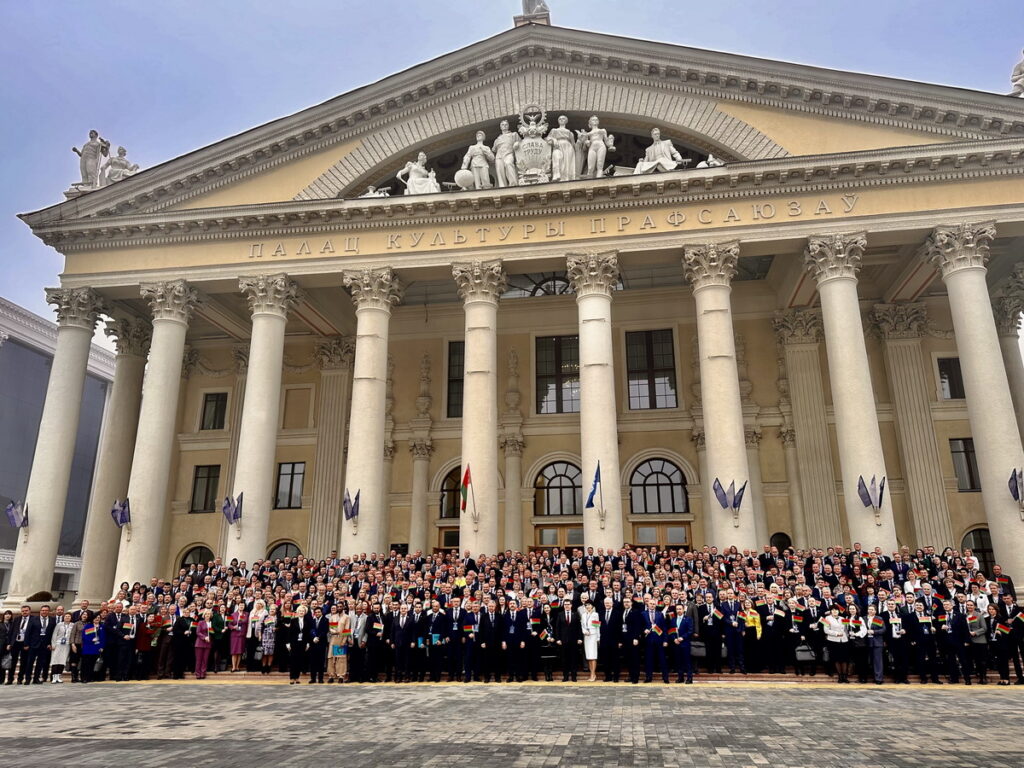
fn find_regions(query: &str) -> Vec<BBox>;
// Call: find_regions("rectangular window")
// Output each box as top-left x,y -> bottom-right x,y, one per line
275,462 -> 306,509
190,465 -> 221,513
626,329 -> 678,410
938,357 -> 965,399
536,335 -> 580,414
950,438 -> 981,491
447,341 -> 465,419
200,392 -> 228,430
441,529 -> 460,548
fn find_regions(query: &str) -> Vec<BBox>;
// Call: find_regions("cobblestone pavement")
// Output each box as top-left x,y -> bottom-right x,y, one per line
1,682 -> 1022,767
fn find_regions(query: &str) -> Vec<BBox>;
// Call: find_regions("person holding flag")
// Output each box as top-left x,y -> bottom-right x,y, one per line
642,596 -> 669,684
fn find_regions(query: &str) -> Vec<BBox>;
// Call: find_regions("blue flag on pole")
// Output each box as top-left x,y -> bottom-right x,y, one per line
222,495 -> 237,525
585,462 -> 601,509
234,492 -> 243,522
111,499 -> 131,528
4,501 -> 28,528
343,489 -> 354,520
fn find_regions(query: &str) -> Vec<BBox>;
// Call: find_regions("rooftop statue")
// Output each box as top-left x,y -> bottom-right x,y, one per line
547,115 -> 576,182
491,120 -> 519,188
461,130 -> 495,190
68,129 -> 110,195
522,0 -> 549,14
358,185 -> 390,198
396,151 -> 441,195
633,127 -> 685,175
514,104 -> 552,184
1012,49 -> 1024,96
696,152 -> 726,169
575,115 -> 615,179
101,146 -> 140,186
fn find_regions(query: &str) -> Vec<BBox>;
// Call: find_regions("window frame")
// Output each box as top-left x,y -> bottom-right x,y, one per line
274,462 -> 306,509
189,465 -> 221,513
629,458 -> 688,515
937,356 -> 966,400
446,340 -> 465,420
533,461 -> 583,517
625,329 -> 679,410
440,467 -> 461,519
199,391 -> 229,431
535,335 -> 581,415
949,437 -> 981,492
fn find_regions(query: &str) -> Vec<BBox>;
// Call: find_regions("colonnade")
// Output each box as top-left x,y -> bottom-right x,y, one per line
5,222 -> 1024,605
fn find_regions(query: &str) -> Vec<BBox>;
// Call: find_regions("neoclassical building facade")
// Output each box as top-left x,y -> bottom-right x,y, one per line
6,20 -> 1024,605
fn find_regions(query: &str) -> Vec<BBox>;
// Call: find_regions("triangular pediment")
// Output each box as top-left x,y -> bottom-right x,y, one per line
22,23 -> 1024,227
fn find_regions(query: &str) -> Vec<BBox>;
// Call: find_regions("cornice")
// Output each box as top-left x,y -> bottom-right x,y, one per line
0,296 -> 116,379
19,24 -> 1024,226
33,137 -> 1024,253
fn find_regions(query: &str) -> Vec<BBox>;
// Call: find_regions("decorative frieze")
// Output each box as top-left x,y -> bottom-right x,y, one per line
314,336 -> 355,370
778,427 -> 796,447
140,279 -> 200,323
45,287 -> 107,331
104,316 -> 151,357
416,352 -> 432,418
682,241 -> 739,289
804,231 -> 867,283
232,344 -> 250,375
238,273 -> 301,318
922,221 -> 997,277
872,303 -> 928,340
566,251 -> 619,297
343,267 -> 404,310
453,259 -> 507,303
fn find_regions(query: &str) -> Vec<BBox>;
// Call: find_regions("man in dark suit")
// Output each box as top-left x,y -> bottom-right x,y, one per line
390,603 -> 416,683
598,597 -> 621,682
883,600 -> 910,684
408,603 -> 428,681
103,604 -> 126,681
554,599 -> 581,682
478,600 -> 502,682
720,592 -> 745,674
670,603 -> 695,684
287,606 -> 312,684
308,606 -> 328,683
9,605 -> 32,685
696,598 -> 723,674
446,597 -> 466,682
642,598 -> 670,683
620,597 -> 645,684
116,606 -> 143,682
501,599 -> 529,682
461,602 -> 481,682
26,605 -> 56,685
425,601 -> 447,682
996,593 -> 1024,684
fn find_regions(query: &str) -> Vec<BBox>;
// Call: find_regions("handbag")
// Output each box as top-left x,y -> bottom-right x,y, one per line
690,640 -> 706,658
794,643 -> 816,662
0,653 -> 11,671
254,647 -> 263,661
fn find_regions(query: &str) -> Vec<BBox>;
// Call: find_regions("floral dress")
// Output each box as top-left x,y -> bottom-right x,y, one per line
260,617 -> 276,655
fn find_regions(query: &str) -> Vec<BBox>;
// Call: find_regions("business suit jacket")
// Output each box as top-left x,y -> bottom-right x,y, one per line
288,616 -> 313,649
500,609 -> 529,645
620,607 -> 646,644
553,607 -> 582,647
390,614 -> 418,648
478,611 -> 501,647
642,609 -> 668,642
597,606 -> 621,649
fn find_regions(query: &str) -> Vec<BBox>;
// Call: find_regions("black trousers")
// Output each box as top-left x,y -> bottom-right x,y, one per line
308,643 -> 326,682
26,647 -> 50,682
117,642 -> 135,681
393,643 -> 412,681
599,642 -> 619,681
560,642 -> 578,681
289,645 -> 308,680
79,654 -> 98,682
6,644 -> 25,683
624,640 -> 641,683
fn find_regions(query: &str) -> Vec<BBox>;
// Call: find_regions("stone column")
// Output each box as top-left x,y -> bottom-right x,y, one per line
923,222 -> 1024,578
773,309 -> 843,547
683,242 -> 756,551
408,439 -> 434,556
500,434 -> 525,552
75,317 -> 150,605
805,233 -> 897,551
745,427 -> 769,545
872,303 -> 952,548
993,294 -> 1024,443
307,337 -> 354,558
114,280 -> 199,587
225,275 -> 300,565
340,268 -> 403,557
216,345 -> 249,557
779,427 -> 808,548
5,288 -> 106,603
453,260 -> 505,557
567,251 -> 625,551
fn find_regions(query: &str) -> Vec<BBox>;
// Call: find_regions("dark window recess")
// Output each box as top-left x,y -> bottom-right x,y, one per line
190,465 -> 221,513
536,335 -> 580,414
626,329 -> 678,410
938,358 -> 965,399
447,341 -> 465,419
200,392 -> 228,430
950,438 -> 981,491
275,462 -> 305,509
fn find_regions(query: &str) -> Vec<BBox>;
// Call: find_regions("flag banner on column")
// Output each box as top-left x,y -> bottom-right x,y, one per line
712,479 -> 729,510
732,480 -> 747,511
234,492 -> 243,522
4,501 -> 27,528
343,489 -> 353,520
111,499 -> 131,528
222,495 -> 237,525
585,461 -> 601,509
1009,469 -> 1023,502
460,465 -> 472,512
856,476 -> 872,508
857,475 -> 886,509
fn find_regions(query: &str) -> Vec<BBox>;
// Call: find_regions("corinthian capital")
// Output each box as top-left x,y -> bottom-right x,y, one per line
239,273 -> 301,318
566,251 -> 619,297
804,232 -> 867,283
409,438 -> 434,460
772,308 -> 823,345
104,316 -> 152,357
992,295 -> 1024,338
922,221 -> 997,278
314,336 -> 355,370
343,267 -> 404,310
453,259 -> 507,304
682,241 -> 739,289
45,287 -> 107,331
140,279 -> 200,323
871,303 -> 928,340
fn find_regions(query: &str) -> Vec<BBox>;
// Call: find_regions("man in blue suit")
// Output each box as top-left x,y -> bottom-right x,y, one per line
598,597 -> 621,682
390,603 -> 417,683
670,602 -> 695,683
26,605 -> 56,685
501,599 -> 529,682
308,606 -> 329,683
621,597 -> 645,684
720,590 -> 746,674
642,597 -> 669,683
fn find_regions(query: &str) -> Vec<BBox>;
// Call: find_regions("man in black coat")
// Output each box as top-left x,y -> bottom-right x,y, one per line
9,606 -> 32,685
116,606 -> 143,682
287,606 -> 313,684
170,610 -> 195,680
478,600 -> 502,682
307,607 -> 328,683
26,605 -> 56,685
598,597 -> 621,682
501,600 -> 529,682
553,599 -> 582,682
620,597 -> 645,684
103,604 -> 126,681
390,603 -> 417,683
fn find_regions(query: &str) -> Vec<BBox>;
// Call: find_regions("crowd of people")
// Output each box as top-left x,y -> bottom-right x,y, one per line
2,543 -> 1022,687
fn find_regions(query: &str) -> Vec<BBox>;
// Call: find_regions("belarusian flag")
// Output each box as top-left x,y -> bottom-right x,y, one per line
460,465 -> 472,512
996,622 -> 1012,635
871,616 -> 884,629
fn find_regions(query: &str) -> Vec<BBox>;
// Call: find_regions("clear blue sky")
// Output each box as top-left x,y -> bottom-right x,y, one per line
2,0 -> 1022,333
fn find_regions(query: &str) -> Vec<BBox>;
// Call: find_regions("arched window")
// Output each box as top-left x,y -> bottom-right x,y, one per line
629,458 -> 687,514
180,545 -> 214,569
770,532 -> 792,552
961,528 -> 995,575
534,461 -> 582,516
267,541 -> 302,561
440,467 -> 461,519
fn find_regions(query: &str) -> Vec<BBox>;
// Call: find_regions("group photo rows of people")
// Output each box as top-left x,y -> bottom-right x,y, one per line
2,543 -> 1023,688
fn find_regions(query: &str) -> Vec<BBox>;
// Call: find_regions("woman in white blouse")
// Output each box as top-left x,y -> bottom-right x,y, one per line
821,606 -> 851,684
579,601 -> 601,682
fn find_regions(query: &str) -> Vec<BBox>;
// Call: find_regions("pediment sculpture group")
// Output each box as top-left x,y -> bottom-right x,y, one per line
65,129 -> 140,198
393,107 -> 725,197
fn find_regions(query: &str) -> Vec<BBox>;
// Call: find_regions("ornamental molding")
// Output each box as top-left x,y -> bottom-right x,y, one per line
500,433 -> 526,457
238,273 -> 301,317
773,308 -> 823,344
453,259 -> 508,303
804,231 -> 867,283
140,279 -> 201,323
416,352 -> 432,418
920,220 -> 997,278
342,267 -> 404,310
682,240 -> 739,289
871,302 -> 928,340
231,344 -> 249,374
44,287 -> 107,331
0,296 -> 115,379
104,315 -> 152,357
409,437 -> 434,460
29,138 -> 1024,253
566,250 -> 619,297
992,295 -> 1024,337
22,24 -> 1024,223
314,335 -> 355,370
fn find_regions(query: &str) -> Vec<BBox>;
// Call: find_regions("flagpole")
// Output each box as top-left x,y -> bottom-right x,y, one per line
598,463 -> 605,530
469,471 -> 478,531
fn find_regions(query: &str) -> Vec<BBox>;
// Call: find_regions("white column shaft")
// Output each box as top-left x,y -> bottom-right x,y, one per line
694,284 -> 755,550
746,440 -> 769,544
115,318 -> 188,586
998,334 -> 1024,445
7,325 -> 94,600
76,352 -> 146,603
781,436 -> 808,548
342,307 -> 391,556
308,368 -> 350,557
459,299 -> 499,556
408,455 -> 430,555
225,312 -> 287,564
503,450 -> 524,553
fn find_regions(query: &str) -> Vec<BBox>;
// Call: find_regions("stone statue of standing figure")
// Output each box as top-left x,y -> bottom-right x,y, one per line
575,115 -> 615,178
547,115 -> 576,182
1012,48 -> 1024,96
492,120 -> 519,187
461,131 -> 495,190
71,130 -> 110,189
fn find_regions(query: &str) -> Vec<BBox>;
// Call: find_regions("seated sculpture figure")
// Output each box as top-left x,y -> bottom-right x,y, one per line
396,151 -> 441,195
633,127 -> 684,175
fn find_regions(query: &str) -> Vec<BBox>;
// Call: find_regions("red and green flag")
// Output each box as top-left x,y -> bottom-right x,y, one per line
996,623 -> 1012,635
460,465 -> 472,512
713,608 -> 724,620
651,624 -> 663,636
871,616 -> 885,629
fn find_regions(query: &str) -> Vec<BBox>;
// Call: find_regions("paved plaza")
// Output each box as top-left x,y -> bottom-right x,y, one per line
0,681 -> 1021,767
